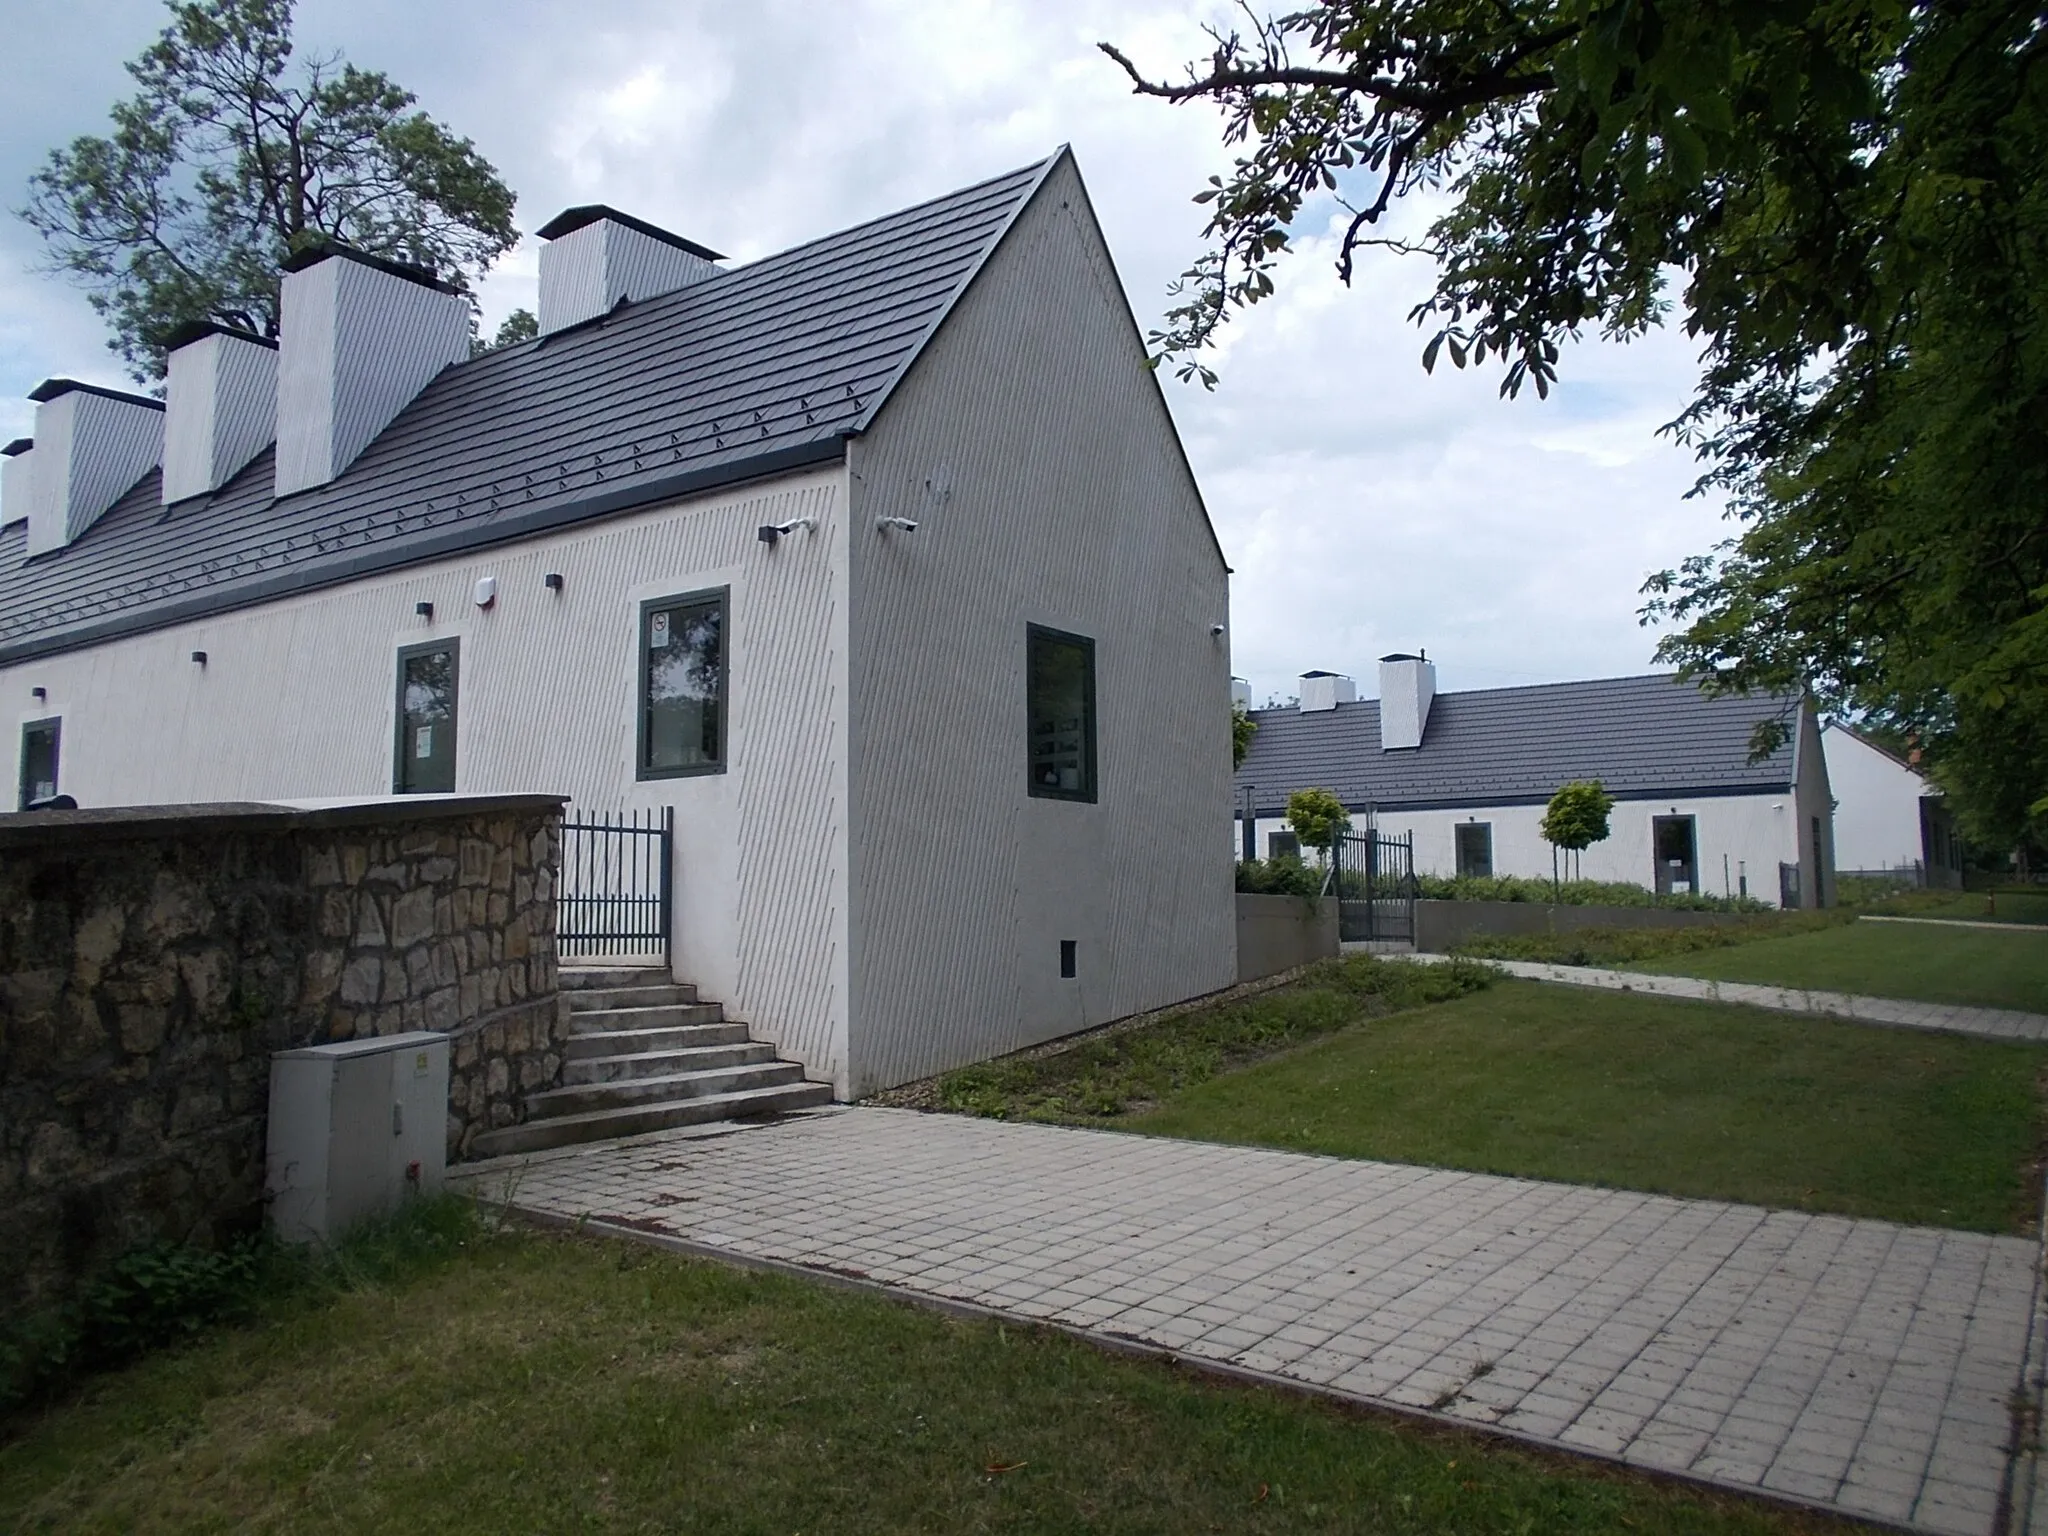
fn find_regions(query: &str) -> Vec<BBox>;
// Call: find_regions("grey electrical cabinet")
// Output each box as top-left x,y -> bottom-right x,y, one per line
267,1031 -> 450,1245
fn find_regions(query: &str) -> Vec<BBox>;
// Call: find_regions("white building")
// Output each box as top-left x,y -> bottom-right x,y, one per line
1235,657 -> 1836,908
1822,721 -> 1963,886
0,150 -> 1236,1101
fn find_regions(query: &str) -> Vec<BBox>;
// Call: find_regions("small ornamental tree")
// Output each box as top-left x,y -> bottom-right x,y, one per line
1285,787 -> 1350,862
1231,705 -> 1257,770
1540,780 -> 1615,890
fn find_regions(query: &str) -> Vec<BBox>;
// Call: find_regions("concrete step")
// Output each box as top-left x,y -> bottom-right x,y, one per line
529,1061 -> 810,1118
569,1001 -> 725,1031
563,1041 -> 779,1085
561,964 -> 673,991
565,982 -> 700,1012
564,1022 -> 753,1058
469,1081 -> 834,1159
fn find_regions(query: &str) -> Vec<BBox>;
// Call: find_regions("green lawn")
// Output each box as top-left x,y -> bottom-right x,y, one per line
1633,917 -> 2048,1012
0,1212 -> 1851,1536
1130,980 -> 2045,1231
1886,890 -> 2048,926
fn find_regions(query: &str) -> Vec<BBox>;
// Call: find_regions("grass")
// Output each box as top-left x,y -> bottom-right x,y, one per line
1630,919 -> 2048,1013
0,1207 -> 1859,1536
1903,889 -> 2048,926
1130,981 -> 2046,1232
934,955 -> 1498,1120
1449,911 -> 1846,970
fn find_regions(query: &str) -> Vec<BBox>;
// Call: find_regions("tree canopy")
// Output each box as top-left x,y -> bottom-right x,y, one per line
1540,780 -> 1615,852
1285,787 -> 1352,851
20,0 -> 519,378
1104,1 -> 2048,848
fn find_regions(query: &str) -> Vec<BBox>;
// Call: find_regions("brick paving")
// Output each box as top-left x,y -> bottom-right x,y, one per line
1403,955 -> 2048,1043
454,1107 -> 2038,1534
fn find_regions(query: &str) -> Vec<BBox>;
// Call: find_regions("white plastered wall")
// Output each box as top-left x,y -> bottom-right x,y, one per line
1242,791 -> 1803,905
1823,724 -> 1932,873
2,465 -> 853,1087
843,154 -> 1236,1093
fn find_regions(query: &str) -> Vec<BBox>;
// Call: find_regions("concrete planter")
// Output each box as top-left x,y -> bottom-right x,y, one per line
1415,899 -> 1753,954
1236,892 -> 1338,982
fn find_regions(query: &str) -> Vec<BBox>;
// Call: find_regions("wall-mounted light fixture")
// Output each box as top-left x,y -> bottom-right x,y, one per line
473,576 -> 497,610
415,601 -> 434,621
31,686 -> 46,702
1210,623 -> 1226,637
191,650 -> 207,667
876,516 -> 919,533
757,517 -> 818,545
543,572 -> 564,593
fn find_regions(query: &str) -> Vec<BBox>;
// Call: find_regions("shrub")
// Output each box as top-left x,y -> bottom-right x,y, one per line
1411,872 -> 1771,912
1234,856 -> 1323,896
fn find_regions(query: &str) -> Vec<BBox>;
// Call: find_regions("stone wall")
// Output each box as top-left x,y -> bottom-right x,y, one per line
0,795 -> 564,1316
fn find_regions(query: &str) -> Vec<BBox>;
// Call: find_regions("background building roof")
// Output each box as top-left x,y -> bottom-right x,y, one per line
1234,672 -> 1800,814
0,155 -> 1055,664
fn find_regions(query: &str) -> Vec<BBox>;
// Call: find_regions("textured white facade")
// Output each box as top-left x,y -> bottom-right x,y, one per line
162,330 -> 278,504
24,388 -> 163,557
4,468 -> 854,1087
1823,722 -> 1947,875
274,255 -> 469,498
538,218 -> 720,335
844,154 -> 1236,1092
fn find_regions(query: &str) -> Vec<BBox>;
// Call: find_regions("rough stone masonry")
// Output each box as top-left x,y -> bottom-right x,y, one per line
0,795 -> 565,1316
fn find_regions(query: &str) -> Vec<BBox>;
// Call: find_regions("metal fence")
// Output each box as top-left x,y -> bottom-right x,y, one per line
558,806 -> 673,962
1332,828 -> 1418,945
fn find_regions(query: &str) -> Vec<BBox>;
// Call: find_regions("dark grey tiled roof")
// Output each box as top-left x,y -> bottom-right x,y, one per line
0,156 -> 1056,663
1234,673 -> 1800,814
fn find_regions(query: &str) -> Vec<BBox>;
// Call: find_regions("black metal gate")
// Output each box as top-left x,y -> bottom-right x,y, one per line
558,807 -> 673,963
1332,827 -> 1418,945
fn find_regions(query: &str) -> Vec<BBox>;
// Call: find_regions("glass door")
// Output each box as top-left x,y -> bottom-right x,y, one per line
1653,814 -> 1698,895
394,641 -> 458,794
18,718 -> 59,809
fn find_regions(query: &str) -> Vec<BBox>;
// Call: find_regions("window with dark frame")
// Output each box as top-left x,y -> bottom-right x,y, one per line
1268,829 -> 1301,861
1026,625 -> 1095,802
640,589 -> 727,779
1454,821 -> 1493,880
394,641 -> 459,794
18,718 -> 59,809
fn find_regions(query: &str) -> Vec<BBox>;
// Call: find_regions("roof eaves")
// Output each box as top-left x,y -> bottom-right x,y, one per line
846,149 -> 1066,434
0,435 -> 846,667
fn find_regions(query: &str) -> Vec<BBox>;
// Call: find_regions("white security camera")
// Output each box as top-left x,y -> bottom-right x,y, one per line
876,516 -> 920,533
1210,623 -> 1226,637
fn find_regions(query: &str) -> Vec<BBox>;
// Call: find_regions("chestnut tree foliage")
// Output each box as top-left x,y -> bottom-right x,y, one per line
20,0 -> 519,378
1106,2 -> 2048,846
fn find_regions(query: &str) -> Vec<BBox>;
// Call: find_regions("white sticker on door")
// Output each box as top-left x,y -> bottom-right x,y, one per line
415,725 -> 433,758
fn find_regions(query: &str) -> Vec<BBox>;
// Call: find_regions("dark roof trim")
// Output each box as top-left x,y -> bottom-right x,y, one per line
1,439 -> 29,457
1244,780 -> 1797,818
27,378 -> 164,411
280,241 -> 461,295
536,204 -> 725,262
0,436 -> 847,667
163,319 -> 278,352
849,150 -> 1066,435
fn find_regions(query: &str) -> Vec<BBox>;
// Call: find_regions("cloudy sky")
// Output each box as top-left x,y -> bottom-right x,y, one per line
0,0 -> 1730,704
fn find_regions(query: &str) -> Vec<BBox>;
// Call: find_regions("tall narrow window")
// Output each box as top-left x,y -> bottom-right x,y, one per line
394,641 -> 459,794
18,718 -> 59,809
1026,625 -> 1095,802
1454,821 -> 1493,879
640,589 -> 726,779
1653,814 -> 1698,895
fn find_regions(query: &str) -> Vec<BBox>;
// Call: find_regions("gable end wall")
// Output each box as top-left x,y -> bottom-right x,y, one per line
844,155 -> 1235,1093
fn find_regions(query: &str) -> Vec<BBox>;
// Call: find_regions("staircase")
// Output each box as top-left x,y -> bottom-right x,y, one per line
468,965 -> 832,1159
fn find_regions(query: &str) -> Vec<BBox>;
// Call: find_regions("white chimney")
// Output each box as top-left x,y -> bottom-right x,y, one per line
536,205 -> 722,336
23,380 -> 164,558
1229,676 -> 1252,711
274,245 -> 469,499
1378,653 -> 1437,750
1,438 -> 31,528
161,322 -> 277,504
1297,670 -> 1357,713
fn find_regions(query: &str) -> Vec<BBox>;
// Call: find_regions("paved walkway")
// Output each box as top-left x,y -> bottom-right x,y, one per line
1406,955 -> 2048,1043
454,1107 -> 2039,1535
